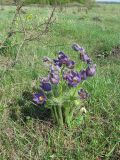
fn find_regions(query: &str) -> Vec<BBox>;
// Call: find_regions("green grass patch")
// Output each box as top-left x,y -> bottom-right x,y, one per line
0,4 -> 120,160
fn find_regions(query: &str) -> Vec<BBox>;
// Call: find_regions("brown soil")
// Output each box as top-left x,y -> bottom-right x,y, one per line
111,45 -> 120,57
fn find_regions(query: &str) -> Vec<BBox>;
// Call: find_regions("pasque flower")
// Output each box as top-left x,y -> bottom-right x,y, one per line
72,43 -> 85,53
58,51 -> 68,65
66,60 -> 75,69
33,92 -> 46,104
32,43 -> 96,127
80,53 -> 91,64
78,89 -> 89,99
49,67 -> 60,84
79,70 -> 87,80
54,51 -> 68,67
58,51 -> 68,60
72,43 -> 91,64
64,71 -> 81,87
54,51 -> 75,69
50,73 -> 60,84
54,59 -> 62,67
40,77 -> 52,92
86,64 -> 96,77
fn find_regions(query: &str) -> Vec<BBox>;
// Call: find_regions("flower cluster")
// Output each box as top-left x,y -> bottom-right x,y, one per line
33,44 -> 96,126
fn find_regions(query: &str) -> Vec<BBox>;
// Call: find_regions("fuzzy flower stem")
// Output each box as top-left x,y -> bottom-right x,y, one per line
60,66 -> 64,95
53,106 -> 59,124
72,87 -> 78,97
64,107 -> 71,127
57,106 -> 64,126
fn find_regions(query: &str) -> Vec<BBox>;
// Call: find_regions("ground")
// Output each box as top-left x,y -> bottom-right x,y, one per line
0,4 -> 120,160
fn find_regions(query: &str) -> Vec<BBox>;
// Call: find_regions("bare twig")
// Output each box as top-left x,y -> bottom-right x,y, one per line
0,2 -> 24,49
25,7 -> 56,42
9,2 -> 24,33
14,6 -> 56,61
0,4 -> 56,61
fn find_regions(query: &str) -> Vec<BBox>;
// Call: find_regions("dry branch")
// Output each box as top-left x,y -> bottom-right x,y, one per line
0,3 -> 56,62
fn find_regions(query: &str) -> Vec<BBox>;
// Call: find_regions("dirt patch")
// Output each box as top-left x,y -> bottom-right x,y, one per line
111,45 -> 120,57
92,16 -> 102,22
95,44 -> 120,59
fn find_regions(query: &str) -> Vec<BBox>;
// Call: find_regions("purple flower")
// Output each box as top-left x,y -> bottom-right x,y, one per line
80,53 -> 91,64
53,59 -> 62,67
72,44 -> 91,64
66,60 -> 75,69
58,51 -> 67,59
72,44 -> 85,52
86,64 -> 96,77
33,92 -> 46,104
79,70 -> 87,80
50,74 -> 60,84
54,51 -> 75,69
51,65 -> 61,73
63,71 -> 72,80
64,71 -> 81,87
40,82 -> 51,92
54,52 -> 68,67
49,68 -> 60,84
58,51 -> 69,65
78,89 -> 89,99
40,77 -> 52,92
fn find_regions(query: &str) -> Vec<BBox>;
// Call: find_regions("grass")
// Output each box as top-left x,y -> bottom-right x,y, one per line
0,4 -> 120,160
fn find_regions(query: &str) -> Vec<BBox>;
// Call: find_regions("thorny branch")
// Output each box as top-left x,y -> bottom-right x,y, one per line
24,7 -> 56,42
0,2 -> 24,48
0,2 -> 56,62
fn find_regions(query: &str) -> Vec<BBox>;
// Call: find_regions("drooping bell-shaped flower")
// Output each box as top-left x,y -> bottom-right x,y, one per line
54,51 -> 68,67
40,77 -> 52,92
50,73 -> 60,84
72,44 -> 85,53
58,51 -> 69,65
63,71 -> 72,80
53,59 -> 62,67
64,71 -> 81,87
33,92 -> 46,105
78,89 -> 89,99
49,67 -> 60,84
58,51 -> 67,59
86,64 -> 96,77
79,70 -> 87,80
54,51 -> 75,69
66,60 -> 75,69
80,53 -> 91,64
72,44 -> 91,64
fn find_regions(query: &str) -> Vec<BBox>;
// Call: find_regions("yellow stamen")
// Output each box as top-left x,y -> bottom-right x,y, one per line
39,96 -> 44,101
73,77 -> 78,83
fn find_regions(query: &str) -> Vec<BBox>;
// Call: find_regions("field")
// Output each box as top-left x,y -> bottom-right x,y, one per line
0,3 -> 120,160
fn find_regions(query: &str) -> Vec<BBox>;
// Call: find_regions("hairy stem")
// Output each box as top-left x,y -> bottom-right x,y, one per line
57,106 -> 64,126
52,106 -> 59,125
64,106 -> 71,127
